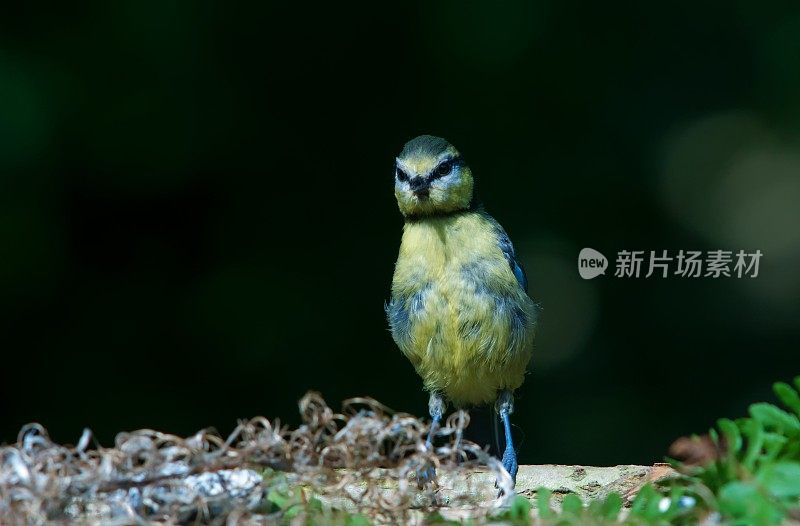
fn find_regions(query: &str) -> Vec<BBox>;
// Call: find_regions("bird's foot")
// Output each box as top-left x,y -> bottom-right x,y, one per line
416,463 -> 437,489
501,447 -> 519,483
495,448 -> 518,498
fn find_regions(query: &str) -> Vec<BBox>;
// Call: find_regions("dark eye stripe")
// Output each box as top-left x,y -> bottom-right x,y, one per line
428,156 -> 462,182
395,167 -> 410,182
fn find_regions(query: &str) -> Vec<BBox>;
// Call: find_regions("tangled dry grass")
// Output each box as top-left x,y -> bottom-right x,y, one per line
0,393 -> 512,525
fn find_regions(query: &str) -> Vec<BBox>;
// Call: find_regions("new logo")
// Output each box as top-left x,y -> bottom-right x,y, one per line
578,248 -> 608,279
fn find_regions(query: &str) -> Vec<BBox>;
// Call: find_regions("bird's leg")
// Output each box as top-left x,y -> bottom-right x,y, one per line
497,389 -> 519,484
419,392 -> 445,486
426,392 -> 445,449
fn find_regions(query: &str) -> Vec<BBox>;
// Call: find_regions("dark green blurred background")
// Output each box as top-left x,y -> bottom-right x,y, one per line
1,1 -> 799,465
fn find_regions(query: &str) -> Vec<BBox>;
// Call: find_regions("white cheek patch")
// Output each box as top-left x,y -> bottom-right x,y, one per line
430,170 -> 460,191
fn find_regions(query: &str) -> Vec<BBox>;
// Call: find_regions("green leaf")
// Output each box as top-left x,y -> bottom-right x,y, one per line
267,488 -> 290,509
284,503 -> 303,519
762,432 -> 788,461
423,511 -> 459,525
536,487 -> 556,519
784,438 -> 800,461
346,513 -> 373,526
715,418 -> 744,483
741,419 -> 765,471
775,382 -> 800,416
645,489 -> 666,519
718,481 -> 758,516
709,428 -> 720,445
718,481 -> 784,524
758,462 -> 800,498
508,495 -> 532,520
489,496 -> 533,524
750,403 -> 800,435
308,497 -> 323,512
601,492 -> 622,520
587,498 -> 604,518
561,493 -> 582,515
629,484 -> 657,517
718,418 -> 742,454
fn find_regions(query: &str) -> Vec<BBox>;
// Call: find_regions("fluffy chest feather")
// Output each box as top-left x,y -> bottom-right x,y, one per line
387,212 -> 536,404
393,213 -> 513,294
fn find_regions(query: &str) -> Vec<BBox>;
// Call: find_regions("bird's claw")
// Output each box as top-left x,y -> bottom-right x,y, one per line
501,447 -> 519,483
495,448 -> 519,497
417,464 -> 437,489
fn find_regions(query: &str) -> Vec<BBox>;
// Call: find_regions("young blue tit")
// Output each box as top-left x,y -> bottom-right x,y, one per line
386,135 -> 538,486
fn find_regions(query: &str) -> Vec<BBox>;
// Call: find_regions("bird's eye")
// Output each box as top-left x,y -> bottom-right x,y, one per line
435,162 -> 453,177
396,168 -> 409,182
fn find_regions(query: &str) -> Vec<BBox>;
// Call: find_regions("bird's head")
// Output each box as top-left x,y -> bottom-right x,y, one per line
394,135 -> 474,218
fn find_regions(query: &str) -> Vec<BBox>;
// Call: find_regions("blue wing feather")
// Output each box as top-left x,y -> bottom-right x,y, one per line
511,259 -> 528,293
484,213 -> 529,293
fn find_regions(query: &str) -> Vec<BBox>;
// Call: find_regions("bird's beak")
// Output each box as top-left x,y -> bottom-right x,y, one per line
409,178 -> 430,199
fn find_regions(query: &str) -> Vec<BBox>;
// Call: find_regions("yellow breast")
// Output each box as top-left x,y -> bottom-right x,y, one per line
388,212 -> 536,406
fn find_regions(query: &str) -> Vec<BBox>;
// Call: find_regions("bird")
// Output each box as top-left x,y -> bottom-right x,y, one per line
386,135 -> 538,487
